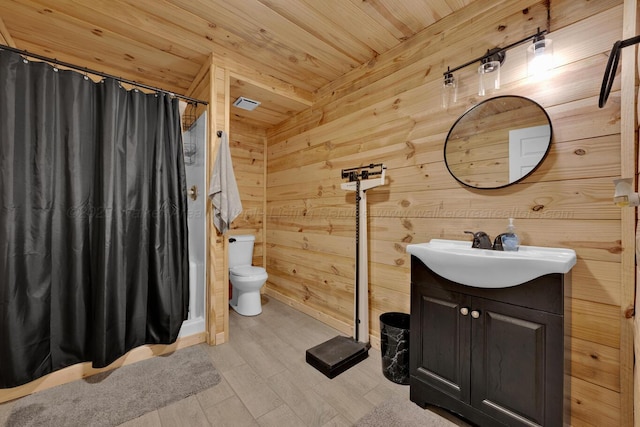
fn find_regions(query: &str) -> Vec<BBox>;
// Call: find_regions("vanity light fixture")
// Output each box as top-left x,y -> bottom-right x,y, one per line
442,28 -> 552,105
441,68 -> 458,109
478,52 -> 502,96
613,178 -> 640,207
527,33 -> 553,78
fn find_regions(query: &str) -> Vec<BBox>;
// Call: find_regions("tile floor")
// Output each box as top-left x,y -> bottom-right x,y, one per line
0,296 -> 469,426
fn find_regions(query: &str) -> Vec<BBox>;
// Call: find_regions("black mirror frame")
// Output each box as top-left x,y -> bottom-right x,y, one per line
444,95 -> 553,190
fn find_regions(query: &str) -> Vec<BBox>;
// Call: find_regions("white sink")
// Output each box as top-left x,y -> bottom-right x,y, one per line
406,239 -> 577,288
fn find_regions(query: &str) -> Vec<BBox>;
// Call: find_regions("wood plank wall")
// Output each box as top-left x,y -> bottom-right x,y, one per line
185,59 -> 230,344
228,119 -> 268,268
186,61 -> 267,343
620,1 -> 639,425
264,0 -> 630,425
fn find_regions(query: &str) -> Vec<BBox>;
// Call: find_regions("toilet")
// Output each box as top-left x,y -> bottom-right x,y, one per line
228,235 -> 268,316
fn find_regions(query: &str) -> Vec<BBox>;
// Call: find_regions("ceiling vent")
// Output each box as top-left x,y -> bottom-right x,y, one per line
232,96 -> 261,111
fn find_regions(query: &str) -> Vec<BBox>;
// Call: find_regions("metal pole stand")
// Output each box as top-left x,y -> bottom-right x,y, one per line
306,164 -> 387,378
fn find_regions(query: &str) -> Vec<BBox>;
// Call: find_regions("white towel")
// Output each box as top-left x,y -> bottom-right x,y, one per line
208,131 -> 242,234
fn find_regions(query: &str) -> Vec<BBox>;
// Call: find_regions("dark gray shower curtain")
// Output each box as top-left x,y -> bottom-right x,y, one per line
0,49 -> 189,388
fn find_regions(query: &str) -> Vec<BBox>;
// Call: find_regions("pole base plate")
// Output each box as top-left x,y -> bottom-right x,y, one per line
305,336 -> 370,379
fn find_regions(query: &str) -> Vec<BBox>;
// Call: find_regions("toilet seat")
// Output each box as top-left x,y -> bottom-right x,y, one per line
230,265 -> 266,277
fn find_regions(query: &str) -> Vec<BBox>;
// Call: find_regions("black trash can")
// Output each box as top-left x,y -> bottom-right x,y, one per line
379,312 -> 410,385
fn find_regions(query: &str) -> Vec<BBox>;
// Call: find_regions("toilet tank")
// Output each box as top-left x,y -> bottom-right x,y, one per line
228,235 -> 255,269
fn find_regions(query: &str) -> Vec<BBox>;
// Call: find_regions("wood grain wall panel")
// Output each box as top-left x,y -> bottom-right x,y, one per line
616,1 -> 636,423
167,0 -> 341,91
309,0 -> 548,116
268,93 -> 621,193
569,260 -> 622,306
23,0 -> 207,58
566,374 -> 621,426
267,177 -> 619,224
3,1 -> 200,91
268,117 -> 415,173
551,0 -> 623,29
229,118 -> 267,269
567,336 -> 621,393
267,267 -> 353,324
267,65 -> 621,179
206,65 -> 227,344
269,6 -> 622,150
567,298 -> 621,349
11,39 -> 188,96
268,256 -> 355,302
309,3 -> 550,127
264,1 -> 628,423
247,0 -> 382,62
530,135 -> 621,182
206,65 -> 266,344
229,76 -> 311,128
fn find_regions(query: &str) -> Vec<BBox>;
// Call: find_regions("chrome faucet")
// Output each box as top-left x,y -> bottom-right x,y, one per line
464,231 -> 493,249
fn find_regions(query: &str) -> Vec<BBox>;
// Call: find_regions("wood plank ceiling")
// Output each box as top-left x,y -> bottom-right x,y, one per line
1,0 -> 477,128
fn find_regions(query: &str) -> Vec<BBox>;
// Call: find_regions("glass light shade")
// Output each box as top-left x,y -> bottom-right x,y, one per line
442,73 -> 457,109
478,61 -> 500,96
527,38 -> 553,78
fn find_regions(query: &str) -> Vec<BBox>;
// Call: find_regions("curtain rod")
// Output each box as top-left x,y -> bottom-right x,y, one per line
0,44 -> 208,106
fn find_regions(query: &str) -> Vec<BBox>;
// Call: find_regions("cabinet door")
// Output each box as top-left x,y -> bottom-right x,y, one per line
470,297 -> 563,426
411,284 -> 471,402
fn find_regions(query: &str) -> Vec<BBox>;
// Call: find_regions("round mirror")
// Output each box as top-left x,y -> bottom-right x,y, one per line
444,95 -> 552,189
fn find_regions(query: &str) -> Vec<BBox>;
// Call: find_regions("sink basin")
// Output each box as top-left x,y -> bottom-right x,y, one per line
406,239 -> 576,288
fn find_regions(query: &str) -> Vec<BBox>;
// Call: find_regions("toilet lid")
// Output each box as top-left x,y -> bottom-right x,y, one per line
230,266 -> 265,277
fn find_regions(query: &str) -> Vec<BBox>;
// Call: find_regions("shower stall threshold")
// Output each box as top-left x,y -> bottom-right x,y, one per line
178,316 -> 205,338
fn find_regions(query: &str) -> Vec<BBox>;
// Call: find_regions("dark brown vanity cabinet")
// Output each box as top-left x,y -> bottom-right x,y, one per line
409,256 -> 564,427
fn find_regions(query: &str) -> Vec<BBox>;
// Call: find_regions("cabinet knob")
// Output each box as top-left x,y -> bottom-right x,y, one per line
460,307 -> 469,316
471,310 -> 481,319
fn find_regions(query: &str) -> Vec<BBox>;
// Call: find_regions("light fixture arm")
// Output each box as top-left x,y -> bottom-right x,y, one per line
598,34 -> 640,108
444,28 -> 548,76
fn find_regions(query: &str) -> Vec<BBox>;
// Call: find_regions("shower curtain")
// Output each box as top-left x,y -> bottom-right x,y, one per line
0,49 -> 189,388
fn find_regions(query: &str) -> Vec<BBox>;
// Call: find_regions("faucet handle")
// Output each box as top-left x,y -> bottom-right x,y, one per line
464,230 -> 492,249
493,234 -> 506,251
464,230 -> 477,245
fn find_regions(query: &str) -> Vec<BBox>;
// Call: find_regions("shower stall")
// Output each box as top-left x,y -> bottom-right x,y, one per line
179,109 -> 207,337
